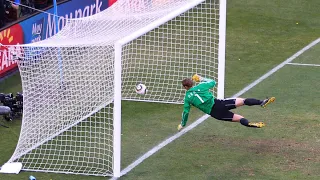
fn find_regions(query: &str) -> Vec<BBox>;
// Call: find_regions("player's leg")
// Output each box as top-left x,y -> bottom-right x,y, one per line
243,98 -> 263,106
210,100 -> 263,128
211,99 -> 267,128
235,97 -> 276,108
232,114 -> 265,128
210,108 -> 265,128
223,98 -> 264,108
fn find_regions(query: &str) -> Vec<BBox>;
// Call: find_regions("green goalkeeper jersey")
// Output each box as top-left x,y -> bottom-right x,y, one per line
181,78 -> 216,126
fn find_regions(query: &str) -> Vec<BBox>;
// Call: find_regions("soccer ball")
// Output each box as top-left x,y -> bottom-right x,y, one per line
135,83 -> 147,95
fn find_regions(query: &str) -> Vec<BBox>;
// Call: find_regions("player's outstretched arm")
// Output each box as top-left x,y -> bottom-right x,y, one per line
178,102 -> 190,131
178,111 -> 189,131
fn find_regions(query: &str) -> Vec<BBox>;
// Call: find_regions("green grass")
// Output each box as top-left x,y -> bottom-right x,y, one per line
1,0 -> 320,179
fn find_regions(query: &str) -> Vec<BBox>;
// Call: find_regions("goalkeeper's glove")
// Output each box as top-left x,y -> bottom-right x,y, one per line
192,74 -> 203,82
177,124 -> 184,131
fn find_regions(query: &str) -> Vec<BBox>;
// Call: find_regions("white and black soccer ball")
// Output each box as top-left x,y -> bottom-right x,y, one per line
135,83 -> 147,95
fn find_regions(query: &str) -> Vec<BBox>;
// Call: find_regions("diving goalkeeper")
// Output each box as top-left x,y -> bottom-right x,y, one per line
177,74 -> 275,131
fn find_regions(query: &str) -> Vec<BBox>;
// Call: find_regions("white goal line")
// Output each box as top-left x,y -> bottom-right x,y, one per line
286,62 -> 320,67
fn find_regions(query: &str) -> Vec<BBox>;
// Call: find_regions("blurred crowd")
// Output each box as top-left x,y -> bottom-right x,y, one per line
0,0 -> 64,29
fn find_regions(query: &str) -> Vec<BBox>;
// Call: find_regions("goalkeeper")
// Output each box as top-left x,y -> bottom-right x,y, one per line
177,74 -> 275,131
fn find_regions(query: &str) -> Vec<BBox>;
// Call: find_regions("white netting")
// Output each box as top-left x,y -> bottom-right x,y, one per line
5,0 -> 221,177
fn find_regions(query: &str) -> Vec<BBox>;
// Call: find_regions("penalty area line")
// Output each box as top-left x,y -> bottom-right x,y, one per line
286,62 -> 320,67
111,37 -> 320,180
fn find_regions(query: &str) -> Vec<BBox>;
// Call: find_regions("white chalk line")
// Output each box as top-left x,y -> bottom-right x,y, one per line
111,37 -> 320,179
286,62 -> 320,67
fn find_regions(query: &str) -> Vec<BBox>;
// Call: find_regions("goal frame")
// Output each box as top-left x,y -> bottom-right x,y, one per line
113,0 -> 226,177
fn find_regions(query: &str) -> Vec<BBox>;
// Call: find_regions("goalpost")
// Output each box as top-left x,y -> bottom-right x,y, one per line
0,0 -> 226,178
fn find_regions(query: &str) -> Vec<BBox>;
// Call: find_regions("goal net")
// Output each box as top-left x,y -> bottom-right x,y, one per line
2,0 -> 226,177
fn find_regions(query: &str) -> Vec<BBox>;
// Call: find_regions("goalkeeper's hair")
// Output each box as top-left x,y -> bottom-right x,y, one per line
182,78 -> 193,88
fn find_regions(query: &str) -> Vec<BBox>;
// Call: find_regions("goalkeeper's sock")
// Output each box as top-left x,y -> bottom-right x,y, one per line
244,98 -> 263,106
240,118 -> 250,127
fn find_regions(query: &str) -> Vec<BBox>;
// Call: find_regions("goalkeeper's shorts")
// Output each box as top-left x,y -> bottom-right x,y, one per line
210,98 -> 236,121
